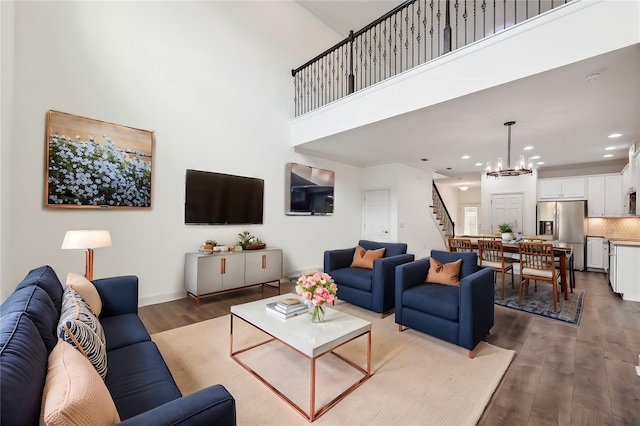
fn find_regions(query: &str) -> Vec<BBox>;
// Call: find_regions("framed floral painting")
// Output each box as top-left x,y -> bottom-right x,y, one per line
45,111 -> 153,208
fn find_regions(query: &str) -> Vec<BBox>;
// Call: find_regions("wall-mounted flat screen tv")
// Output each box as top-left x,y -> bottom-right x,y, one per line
185,169 -> 264,225
285,163 -> 334,215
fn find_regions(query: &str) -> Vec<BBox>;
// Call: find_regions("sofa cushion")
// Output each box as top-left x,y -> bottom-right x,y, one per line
351,245 -> 385,269
0,312 -> 49,426
105,341 -> 182,420
101,314 -> 151,351
0,285 -> 59,353
431,250 -> 478,279
402,283 -> 460,322
359,240 -> 407,257
15,265 -> 64,313
58,286 -> 107,379
426,258 -> 462,287
330,267 -> 373,292
41,340 -> 120,426
67,272 -> 102,316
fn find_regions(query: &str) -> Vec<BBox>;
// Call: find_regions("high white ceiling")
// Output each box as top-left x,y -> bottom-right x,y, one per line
294,1 -> 640,187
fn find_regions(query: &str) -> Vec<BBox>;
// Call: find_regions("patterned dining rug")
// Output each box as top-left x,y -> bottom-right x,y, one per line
152,301 -> 515,425
494,279 -> 585,325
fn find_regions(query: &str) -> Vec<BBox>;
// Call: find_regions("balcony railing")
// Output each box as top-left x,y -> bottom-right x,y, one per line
292,0 -> 571,116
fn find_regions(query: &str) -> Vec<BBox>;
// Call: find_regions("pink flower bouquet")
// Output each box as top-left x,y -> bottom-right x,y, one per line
295,272 -> 337,322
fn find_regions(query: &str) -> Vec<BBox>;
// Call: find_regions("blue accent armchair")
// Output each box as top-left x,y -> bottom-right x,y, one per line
395,250 -> 494,358
324,240 -> 414,316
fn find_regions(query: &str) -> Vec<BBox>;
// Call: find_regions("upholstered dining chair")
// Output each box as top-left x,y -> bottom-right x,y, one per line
448,238 -> 473,253
478,239 -> 514,300
518,242 -> 561,312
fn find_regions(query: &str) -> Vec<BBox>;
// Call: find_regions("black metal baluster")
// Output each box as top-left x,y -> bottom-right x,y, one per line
454,0 -> 459,49
412,2 -> 417,67
404,8 -> 409,70
437,0 -> 441,57
464,0 -> 468,46
503,0 -> 506,29
493,0 -> 496,34
416,1 -> 421,64
429,0 -> 434,60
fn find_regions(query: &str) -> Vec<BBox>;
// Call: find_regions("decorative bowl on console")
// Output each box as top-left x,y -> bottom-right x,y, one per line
244,243 -> 266,250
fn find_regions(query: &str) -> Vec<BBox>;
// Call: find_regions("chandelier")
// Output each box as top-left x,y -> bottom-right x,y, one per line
486,121 -> 533,178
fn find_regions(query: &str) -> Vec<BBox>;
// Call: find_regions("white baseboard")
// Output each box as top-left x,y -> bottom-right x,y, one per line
285,267 -> 323,281
139,291 -> 186,307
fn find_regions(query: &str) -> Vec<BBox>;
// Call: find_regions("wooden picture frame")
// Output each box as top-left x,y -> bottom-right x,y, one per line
45,110 -> 153,209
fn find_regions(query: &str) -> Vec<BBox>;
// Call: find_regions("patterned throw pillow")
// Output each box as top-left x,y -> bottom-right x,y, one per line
41,340 -> 120,426
57,286 -> 107,379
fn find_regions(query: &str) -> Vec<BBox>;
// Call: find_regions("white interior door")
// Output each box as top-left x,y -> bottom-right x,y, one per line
491,193 -> 523,234
460,204 -> 481,235
363,189 -> 390,242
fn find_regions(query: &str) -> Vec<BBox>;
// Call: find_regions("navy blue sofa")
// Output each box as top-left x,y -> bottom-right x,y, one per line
324,240 -> 414,316
0,265 -> 236,425
395,250 -> 494,358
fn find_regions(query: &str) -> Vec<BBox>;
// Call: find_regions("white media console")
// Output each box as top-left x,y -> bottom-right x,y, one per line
184,248 -> 283,306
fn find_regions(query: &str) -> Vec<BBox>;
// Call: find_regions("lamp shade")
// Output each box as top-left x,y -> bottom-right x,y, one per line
61,230 -> 112,250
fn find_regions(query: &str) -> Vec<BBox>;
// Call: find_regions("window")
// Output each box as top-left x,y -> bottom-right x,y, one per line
463,206 -> 478,235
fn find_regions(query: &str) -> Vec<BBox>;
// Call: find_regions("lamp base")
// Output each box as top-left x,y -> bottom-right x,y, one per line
85,249 -> 94,281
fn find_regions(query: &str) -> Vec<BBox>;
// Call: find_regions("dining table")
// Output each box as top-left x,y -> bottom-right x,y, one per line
455,237 -> 573,301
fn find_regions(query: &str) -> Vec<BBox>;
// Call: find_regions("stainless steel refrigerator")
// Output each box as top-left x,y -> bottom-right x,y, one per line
536,201 -> 587,271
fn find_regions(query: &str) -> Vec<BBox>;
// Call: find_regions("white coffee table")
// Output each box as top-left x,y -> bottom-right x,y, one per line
230,294 -> 372,422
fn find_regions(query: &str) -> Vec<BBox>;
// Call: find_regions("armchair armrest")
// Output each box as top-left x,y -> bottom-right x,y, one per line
458,268 -> 494,351
92,276 -> 139,318
371,254 -> 415,313
394,258 -> 430,316
324,248 -> 356,273
118,385 -> 236,426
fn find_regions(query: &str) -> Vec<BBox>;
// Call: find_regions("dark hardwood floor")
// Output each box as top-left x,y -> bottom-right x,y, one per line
139,272 -> 640,425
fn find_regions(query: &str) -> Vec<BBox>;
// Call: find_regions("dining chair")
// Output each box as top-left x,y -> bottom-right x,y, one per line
448,238 -> 473,253
478,239 -> 514,300
518,242 -> 561,312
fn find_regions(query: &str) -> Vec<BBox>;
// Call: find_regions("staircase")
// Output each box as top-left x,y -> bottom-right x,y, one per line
431,182 -> 455,247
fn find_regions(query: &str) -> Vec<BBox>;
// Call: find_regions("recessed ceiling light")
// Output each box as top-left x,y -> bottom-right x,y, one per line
420,158 -> 429,162
608,133 -> 622,138
523,146 -> 534,150
536,161 -> 545,165
603,154 -> 614,158
462,155 -> 470,159
446,167 -> 452,170
605,146 -> 616,151
475,162 -> 483,167
529,155 -> 540,160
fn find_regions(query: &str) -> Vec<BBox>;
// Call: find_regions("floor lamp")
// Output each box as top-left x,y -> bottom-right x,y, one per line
61,230 -> 112,281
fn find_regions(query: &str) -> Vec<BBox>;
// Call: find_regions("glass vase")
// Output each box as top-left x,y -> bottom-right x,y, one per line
309,303 -> 326,323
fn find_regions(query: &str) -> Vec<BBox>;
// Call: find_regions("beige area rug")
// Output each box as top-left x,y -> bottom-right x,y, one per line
152,302 -> 515,425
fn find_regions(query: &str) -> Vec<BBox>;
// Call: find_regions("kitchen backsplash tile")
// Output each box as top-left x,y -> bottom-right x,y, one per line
587,217 -> 640,239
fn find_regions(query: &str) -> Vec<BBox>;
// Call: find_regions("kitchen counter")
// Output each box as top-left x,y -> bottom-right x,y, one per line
609,240 -> 640,246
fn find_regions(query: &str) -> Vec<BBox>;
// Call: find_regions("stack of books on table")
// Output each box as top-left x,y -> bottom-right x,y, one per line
266,298 -> 307,319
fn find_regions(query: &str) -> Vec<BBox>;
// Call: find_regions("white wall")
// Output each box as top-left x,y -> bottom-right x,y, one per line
481,170 -> 539,236
0,0 -> 16,301
363,163 -> 444,259
3,1 -> 367,305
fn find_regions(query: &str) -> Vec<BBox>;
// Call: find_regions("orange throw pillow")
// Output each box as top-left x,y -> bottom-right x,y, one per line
351,245 -> 386,269
426,258 -> 462,286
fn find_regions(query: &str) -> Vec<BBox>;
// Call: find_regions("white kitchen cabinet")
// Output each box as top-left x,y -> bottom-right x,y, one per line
587,176 -> 605,216
635,150 -> 640,192
185,248 -> 283,305
586,237 -> 605,269
539,177 -> 586,200
611,242 -> 640,302
587,175 -> 623,217
604,175 -> 623,216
